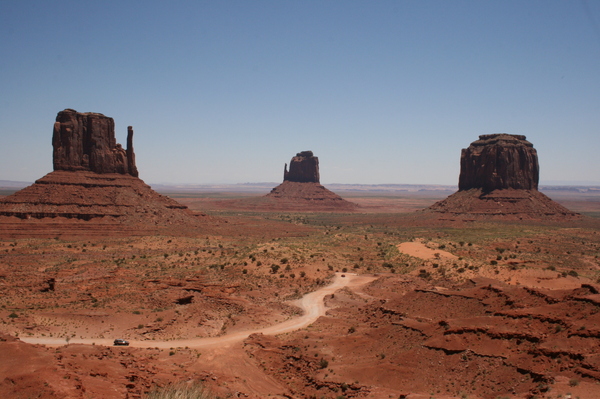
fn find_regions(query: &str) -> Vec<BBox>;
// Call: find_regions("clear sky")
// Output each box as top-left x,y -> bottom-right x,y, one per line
1,1 -> 599,186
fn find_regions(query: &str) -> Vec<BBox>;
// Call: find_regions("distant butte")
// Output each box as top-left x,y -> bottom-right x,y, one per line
426,134 -> 579,219
284,150 -> 320,183
0,109 -> 211,237
265,151 -> 357,211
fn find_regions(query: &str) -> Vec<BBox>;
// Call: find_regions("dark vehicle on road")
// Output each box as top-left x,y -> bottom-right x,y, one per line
113,339 -> 129,346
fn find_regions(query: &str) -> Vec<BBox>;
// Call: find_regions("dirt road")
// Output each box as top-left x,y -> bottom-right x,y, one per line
21,273 -> 376,349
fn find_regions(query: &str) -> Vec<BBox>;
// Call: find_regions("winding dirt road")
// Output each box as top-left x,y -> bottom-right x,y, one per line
21,273 -> 376,349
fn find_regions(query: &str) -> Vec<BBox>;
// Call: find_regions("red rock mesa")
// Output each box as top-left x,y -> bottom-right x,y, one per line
0,109 -> 209,237
427,134 -> 578,219
266,151 -> 356,211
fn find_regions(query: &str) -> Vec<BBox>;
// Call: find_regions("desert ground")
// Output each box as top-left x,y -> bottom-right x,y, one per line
1,187 -> 600,399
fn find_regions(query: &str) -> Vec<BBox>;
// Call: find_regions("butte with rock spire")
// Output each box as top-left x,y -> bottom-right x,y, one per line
264,151 -> 357,211
0,109 -> 210,237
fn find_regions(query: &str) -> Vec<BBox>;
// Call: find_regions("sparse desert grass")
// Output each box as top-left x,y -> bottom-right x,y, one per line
145,381 -> 215,399
1,191 -> 599,398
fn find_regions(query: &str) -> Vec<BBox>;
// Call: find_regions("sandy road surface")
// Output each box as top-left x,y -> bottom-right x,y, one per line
397,241 -> 458,260
21,273 -> 376,349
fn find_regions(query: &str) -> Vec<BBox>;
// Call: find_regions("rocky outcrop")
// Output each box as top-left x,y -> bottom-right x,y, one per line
458,134 -> 538,192
426,134 -> 578,219
0,110 -> 211,237
284,151 -> 320,183
52,109 -> 138,177
263,151 -> 356,211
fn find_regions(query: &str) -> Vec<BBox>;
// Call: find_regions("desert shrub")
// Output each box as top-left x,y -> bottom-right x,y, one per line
418,269 -> 431,279
145,381 -> 215,399
280,258 -> 288,264
8,312 -> 18,319
569,378 -> 579,387
568,270 -> 579,277
319,358 -> 329,369
490,260 -> 498,265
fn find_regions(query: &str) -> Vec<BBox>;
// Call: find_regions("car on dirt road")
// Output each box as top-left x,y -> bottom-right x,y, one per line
113,339 -> 129,346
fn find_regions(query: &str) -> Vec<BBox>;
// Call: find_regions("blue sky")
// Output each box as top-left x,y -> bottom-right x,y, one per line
1,0 -> 599,185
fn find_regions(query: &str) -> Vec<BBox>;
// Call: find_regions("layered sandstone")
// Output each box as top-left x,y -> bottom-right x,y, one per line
426,134 -> 578,219
284,151 -> 320,183
264,151 -> 356,211
52,109 -> 138,177
458,134 -> 538,191
0,110 -> 208,237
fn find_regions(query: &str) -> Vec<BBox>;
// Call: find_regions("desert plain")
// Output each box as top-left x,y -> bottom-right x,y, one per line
1,185 -> 600,399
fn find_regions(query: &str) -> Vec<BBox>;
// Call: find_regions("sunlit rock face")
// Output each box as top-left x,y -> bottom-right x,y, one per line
424,133 -> 578,219
52,109 -> 138,177
458,134 -> 538,192
283,151 -> 320,183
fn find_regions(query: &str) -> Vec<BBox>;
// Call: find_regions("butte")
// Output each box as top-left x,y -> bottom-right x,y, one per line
0,109 -> 210,238
425,134 -> 579,220
263,151 -> 357,211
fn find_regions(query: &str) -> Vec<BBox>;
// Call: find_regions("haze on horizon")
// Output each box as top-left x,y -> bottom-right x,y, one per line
1,1 -> 599,186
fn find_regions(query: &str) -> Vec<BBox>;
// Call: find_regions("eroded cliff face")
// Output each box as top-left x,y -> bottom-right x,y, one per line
458,134 -> 539,192
284,151 -> 320,183
426,133 -> 578,219
0,109 -> 211,234
52,109 -> 138,177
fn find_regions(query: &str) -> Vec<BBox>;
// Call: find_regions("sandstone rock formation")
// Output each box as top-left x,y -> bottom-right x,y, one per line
458,134 -> 538,192
426,134 -> 578,219
52,109 -> 138,177
263,151 -> 356,211
284,151 -> 320,183
0,109 -> 209,237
